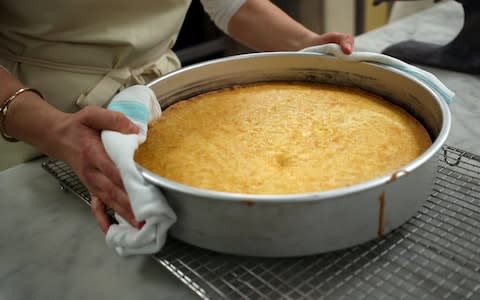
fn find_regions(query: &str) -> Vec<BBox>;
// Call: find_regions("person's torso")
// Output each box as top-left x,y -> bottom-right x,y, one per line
0,0 -> 191,70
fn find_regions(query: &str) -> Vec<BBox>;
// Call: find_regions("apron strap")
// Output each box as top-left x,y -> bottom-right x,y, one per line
75,67 -> 131,107
0,48 -> 180,108
75,50 -> 181,108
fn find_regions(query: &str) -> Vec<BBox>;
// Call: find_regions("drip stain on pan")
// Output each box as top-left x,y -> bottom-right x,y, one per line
378,170 -> 410,237
378,191 -> 386,236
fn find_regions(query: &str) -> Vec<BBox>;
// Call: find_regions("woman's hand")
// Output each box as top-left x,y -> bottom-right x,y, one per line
48,106 -> 142,233
304,32 -> 355,55
0,69 -> 141,233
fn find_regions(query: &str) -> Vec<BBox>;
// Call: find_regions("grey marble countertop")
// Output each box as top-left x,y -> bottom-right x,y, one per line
1,2 -> 478,300
0,159 -> 197,300
355,1 -> 479,154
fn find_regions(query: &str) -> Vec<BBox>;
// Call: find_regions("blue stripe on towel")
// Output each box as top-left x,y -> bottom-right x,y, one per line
108,100 -> 148,124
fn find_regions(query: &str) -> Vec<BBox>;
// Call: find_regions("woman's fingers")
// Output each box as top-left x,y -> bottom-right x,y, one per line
75,138 -> 140,230
328,32 -> 354,54
79,106 -> 139,134
314,32 -> 355,54
84,170 -> 140,229
91,196 -> 111,234
83,139 -> 125,190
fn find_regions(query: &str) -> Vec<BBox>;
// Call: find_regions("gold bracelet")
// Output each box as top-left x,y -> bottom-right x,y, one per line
0,87 -> 43,142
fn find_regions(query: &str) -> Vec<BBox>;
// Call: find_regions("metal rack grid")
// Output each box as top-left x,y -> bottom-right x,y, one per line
42,145 -> 480,300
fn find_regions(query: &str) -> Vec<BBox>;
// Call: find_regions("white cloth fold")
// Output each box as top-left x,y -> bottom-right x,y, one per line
301,43 -> 454,105
101,85 -> 176,256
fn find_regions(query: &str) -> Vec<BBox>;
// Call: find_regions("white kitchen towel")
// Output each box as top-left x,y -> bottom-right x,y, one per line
101,85 -> 176,256
301,43 -> 454,105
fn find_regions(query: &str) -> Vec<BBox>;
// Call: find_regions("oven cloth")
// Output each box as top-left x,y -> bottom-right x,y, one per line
101,85 -> 176,256
301,43 -> 454,105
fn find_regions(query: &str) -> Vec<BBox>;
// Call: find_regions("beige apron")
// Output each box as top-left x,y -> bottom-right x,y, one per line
0,0 -> 191,169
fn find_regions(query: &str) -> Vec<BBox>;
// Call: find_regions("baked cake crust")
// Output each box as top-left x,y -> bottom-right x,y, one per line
135,82 -> 432,194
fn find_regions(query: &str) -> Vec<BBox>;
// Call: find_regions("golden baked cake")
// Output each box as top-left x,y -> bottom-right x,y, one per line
135,82 -> 432,194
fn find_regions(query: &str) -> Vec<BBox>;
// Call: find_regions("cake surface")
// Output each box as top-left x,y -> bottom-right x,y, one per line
135,82 -> 432,194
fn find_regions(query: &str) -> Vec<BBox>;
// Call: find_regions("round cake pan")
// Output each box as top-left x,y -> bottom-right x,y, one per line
142,51 -> 451,257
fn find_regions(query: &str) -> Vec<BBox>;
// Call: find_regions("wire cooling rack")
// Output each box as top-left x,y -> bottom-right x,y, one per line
42,145 -> 480,300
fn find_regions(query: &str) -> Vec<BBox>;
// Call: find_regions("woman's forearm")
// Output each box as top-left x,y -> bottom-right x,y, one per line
0,68 -> 68,155
228,0 -> 317,51
227,0 -> 353,54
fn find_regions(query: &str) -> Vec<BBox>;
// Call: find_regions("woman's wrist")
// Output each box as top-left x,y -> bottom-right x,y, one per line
3,86 -> 65,149
1,88 -> 44,142
0,67 -> 25,107
293,31 -> 324,51
0,65 -> 67,152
